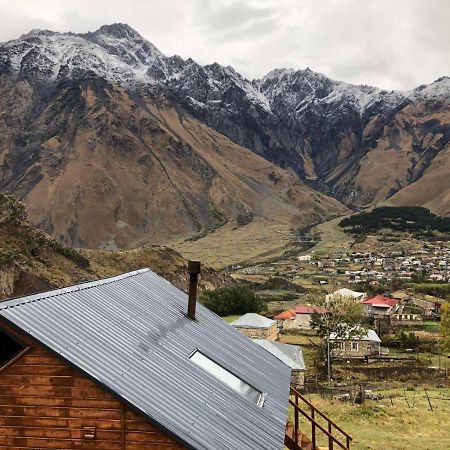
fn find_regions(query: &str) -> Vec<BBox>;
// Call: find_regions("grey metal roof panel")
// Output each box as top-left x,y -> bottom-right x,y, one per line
253,340 -> 306,371
231,313 -> 276,328
329,327 -> 381,343
0,269 -> 290,450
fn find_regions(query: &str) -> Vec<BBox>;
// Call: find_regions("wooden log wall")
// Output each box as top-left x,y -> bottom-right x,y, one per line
0,342 -> 185,449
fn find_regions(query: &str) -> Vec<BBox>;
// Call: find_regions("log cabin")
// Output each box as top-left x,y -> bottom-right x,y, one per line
0,268 -> 291,450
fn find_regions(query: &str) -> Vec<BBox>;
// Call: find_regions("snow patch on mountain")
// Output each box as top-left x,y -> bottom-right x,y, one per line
409,76 -> 450,101
0,23 -> 448,119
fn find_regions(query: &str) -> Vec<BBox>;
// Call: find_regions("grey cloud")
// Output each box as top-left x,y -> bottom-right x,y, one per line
194,0 -> 281,40
0,0 -> 448,90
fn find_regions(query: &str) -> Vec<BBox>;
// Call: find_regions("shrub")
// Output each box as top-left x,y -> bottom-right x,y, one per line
199,285 -> 263,317
354,234 -> 367,243
399,331 -> 420,348
0,249 -> 17,266
411,283 -> 450,299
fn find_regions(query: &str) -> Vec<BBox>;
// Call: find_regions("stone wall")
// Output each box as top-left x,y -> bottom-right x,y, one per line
291,370 -> 305,389
280,314 -> 312,331
235,323 -> 278,340
331,340 -> 380,358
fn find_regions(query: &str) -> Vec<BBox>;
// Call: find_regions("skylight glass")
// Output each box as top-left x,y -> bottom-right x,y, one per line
189,350 -> 264,407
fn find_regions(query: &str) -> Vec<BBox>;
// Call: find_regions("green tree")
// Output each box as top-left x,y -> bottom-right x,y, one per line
440,301 -> 450,355
199,285 -> 263,317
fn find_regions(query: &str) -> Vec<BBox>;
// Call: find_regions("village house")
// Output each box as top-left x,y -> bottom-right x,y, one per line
361,295 -> 399,317
325,288 -> 367,302
273,308 -> 296,329
329,328 -> 382,359
404,296 -> 439,316
392,312 -> 423,324
274,306 -> 326,331
231,313 -> 278,340
254,339 -> 306,389
0,269 -> 292,450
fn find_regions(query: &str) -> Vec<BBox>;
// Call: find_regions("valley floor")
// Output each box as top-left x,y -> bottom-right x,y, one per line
172,220 -> 297,268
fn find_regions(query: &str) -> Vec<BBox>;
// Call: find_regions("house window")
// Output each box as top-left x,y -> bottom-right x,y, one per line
189,350 -> 264,407
0,328 -> 25,369
351,342 -> 359,352
337,342 -> 345,351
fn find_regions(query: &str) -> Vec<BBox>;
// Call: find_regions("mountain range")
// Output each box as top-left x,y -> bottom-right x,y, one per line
0,24 -> 448,249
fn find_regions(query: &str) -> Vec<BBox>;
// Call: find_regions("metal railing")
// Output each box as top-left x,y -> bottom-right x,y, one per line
288,387 -> 352,450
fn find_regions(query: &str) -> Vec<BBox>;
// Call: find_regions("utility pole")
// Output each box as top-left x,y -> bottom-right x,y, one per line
327,333 -> 331,388
325,306 -> 331,389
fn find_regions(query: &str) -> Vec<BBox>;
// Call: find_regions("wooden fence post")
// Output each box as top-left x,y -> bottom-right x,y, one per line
424,388 -> 434,412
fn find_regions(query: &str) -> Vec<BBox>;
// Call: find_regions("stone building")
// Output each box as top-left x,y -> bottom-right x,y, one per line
325,288 -> 367,302
274,306 -> 326,331
361,295 -> 399,317
392,312 -> 423,324
329,328 -> 381,359
254,339 -> 306,389
231,313 -> 278,340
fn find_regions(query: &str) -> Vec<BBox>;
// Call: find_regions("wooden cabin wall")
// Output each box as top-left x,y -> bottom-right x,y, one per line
0,338 -> 185,450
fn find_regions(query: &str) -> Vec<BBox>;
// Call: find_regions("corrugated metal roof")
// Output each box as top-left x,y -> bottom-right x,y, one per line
329,327 -> 381,343
231,313 -> 276,328
294,305 -> 327,314
253,340 -> 306,371
362,295 -> 398,307
0,269 -> 290,450
273,309 -> 296,320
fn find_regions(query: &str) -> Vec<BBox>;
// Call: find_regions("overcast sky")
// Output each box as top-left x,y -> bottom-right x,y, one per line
0,0 -> 448,90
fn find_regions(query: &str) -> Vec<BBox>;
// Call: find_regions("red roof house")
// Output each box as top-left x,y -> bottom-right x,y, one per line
274,309 -> 296,320
274,306 -> 326,331
362,295 -> 399,316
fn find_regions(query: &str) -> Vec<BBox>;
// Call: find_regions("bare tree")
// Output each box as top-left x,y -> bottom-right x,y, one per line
308,290 -> 365,385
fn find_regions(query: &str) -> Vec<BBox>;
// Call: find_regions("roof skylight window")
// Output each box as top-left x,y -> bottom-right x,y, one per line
189,350 -> 265,407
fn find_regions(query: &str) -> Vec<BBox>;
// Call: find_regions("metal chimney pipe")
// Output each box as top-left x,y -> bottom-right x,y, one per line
187,260 -> 201,320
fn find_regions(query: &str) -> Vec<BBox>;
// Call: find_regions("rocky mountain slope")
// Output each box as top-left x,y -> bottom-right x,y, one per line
0,24 -> 348,249
0,24 -> 448,252
0,194 -> 230,300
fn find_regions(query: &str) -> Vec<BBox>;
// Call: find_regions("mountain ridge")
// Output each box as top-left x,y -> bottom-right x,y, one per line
3,23 -> 448,98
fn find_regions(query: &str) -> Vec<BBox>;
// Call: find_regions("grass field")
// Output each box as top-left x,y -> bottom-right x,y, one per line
173,220 -> 295,268
309,217 -> 354,255
290,387 -> 450,450
222,315 -> 241,323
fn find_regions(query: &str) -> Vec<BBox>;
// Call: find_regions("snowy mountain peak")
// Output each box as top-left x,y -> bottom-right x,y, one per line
93,23 -> 143,40
0,25 -> 448,116
409,76 -> 450,101
20,29 -> 58,39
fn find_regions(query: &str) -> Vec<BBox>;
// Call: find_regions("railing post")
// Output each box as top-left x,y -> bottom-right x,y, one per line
328,422 -> 333,450
290,387 -> 352,450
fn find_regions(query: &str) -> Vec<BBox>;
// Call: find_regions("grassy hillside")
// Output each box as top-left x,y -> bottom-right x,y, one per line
0,194 -> 230,300
290,387 -> 450,450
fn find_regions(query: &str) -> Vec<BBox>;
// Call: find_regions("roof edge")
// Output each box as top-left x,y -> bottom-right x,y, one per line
0,268 -> 150,310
